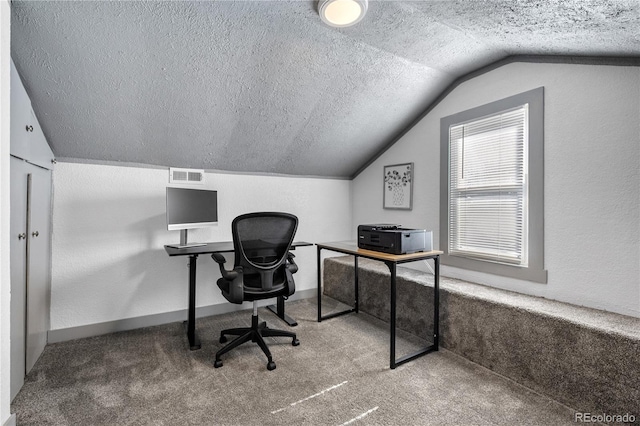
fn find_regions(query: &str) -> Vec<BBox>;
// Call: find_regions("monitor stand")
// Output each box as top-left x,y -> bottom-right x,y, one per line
176,230 -> 206,248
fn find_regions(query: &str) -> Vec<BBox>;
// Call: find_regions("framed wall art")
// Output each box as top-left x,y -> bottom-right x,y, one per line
383,162 -> 413,210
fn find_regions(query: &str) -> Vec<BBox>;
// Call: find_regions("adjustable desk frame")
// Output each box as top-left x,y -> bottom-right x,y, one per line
165,241 -> 311,350
316,241 -> 442,369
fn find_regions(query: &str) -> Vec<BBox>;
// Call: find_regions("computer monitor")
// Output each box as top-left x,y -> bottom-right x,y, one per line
166,187 -> 218,232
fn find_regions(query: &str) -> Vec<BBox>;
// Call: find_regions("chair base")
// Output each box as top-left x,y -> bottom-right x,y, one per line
214,314 -> 299,371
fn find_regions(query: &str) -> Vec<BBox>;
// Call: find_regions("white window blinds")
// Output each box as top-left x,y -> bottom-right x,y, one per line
448,105 -> 529,266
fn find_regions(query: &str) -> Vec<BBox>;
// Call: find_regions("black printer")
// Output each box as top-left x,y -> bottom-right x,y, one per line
357,224 -> 430,255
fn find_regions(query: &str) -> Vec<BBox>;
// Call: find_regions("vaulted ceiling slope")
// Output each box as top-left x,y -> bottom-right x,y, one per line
11,1 -> 640,178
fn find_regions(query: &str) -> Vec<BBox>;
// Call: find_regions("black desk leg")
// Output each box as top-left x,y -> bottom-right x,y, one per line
434,256 -> 440,350
389,262 -> 397,369
389,256 -> 439,369
267,296 -> 298,327
317,247 -> 358,322
317,246 -> 322,322
354,256 -> 359,313
185,254 -> 201,350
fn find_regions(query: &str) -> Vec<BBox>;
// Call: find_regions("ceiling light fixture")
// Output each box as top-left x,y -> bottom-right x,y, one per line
318,0 -> 368,28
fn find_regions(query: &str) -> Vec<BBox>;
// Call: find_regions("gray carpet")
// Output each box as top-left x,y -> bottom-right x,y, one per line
12,297 -> 579,425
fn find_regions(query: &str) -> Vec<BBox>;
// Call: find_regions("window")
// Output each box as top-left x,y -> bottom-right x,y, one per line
440,88 -> 547,283
449,106 -> 527,265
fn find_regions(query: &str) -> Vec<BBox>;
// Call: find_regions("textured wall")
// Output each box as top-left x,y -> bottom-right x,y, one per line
50,162 -> 352,331
352,61 -> 640,318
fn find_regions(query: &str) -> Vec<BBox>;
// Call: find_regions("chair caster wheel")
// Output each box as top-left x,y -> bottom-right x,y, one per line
292,338 -> 300,346
267,361 -> 276,371
214,360 -> 223,368
219,335 -> 227,343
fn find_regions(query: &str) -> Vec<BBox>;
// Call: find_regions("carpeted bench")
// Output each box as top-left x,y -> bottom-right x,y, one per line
322,256 -> 640,419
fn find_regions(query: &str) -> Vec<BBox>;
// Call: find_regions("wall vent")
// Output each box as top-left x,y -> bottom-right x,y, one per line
169,167 -> 205,184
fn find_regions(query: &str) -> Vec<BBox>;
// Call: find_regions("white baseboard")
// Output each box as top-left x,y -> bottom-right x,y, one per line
3,414 -> 16,426
48,289 -> 316,344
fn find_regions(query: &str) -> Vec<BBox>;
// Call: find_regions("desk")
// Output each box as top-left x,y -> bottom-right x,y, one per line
164,241 -> 312,350
316,241 -> 442,369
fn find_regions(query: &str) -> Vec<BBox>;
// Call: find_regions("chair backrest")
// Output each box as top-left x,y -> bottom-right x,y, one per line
232,212 -> 298,291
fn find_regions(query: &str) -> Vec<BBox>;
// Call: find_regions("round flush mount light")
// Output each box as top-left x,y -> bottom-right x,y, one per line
318,0 -> 368,28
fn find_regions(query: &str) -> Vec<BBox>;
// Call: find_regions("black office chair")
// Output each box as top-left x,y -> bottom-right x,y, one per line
211,212 -> 300,371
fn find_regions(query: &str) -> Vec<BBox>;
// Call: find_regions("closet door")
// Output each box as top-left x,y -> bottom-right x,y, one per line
25,164 -> 51,372
10,157 -> 52,400
10,157 -> 28,401
10,61 -> 32,162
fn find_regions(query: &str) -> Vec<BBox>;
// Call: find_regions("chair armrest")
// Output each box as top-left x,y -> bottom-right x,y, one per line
286,252 -> 298,274
211,253 -> 239,281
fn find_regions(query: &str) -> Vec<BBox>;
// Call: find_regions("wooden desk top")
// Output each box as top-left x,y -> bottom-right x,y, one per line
164,240 -> 313,257
316,241 -> 442,263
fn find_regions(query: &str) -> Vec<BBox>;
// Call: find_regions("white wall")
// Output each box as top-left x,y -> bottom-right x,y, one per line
50,162 -> 352,331
353,62 -> 640,318
0,0 -> 14,424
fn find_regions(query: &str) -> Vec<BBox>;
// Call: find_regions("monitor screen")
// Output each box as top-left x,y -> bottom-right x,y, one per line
166,187 -> 218,231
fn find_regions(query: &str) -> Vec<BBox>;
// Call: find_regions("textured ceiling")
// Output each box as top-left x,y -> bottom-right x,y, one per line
10,0 -> 640,178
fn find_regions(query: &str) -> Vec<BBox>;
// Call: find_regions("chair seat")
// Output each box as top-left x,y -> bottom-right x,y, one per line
216,278 -> 287,303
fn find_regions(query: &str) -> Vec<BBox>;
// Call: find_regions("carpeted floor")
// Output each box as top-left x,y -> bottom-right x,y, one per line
12,297 -> 579,425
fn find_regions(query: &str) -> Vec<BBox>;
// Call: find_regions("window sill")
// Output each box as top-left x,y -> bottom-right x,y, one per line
441,253 -> 548,284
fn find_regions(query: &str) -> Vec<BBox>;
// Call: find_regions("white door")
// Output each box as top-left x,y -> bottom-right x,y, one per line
25,164 -> 51,372
10,157 -> 28,401
10,156 -> 51,401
